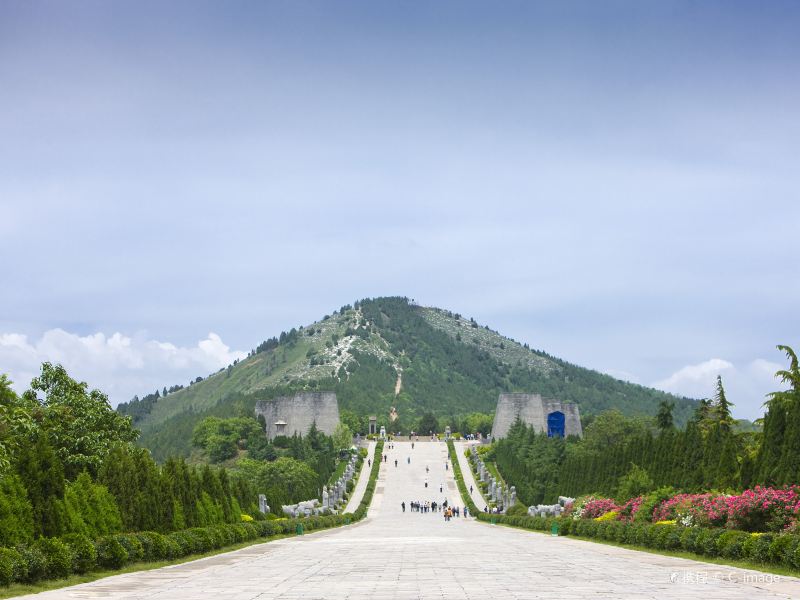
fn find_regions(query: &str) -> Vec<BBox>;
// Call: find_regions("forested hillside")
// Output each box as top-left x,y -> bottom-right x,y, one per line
119,296 -> 697,461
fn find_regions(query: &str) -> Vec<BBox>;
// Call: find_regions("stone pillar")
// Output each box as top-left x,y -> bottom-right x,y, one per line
258,494 -> 269,514
322,486 -> 329,509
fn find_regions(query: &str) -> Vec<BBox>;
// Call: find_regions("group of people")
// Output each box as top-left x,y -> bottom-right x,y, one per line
401,500 -> 467,520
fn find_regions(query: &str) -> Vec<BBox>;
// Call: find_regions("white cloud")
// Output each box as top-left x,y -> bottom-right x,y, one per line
653,358 -> 735,396
0,329 -> 246,407
653,357 -> 787,420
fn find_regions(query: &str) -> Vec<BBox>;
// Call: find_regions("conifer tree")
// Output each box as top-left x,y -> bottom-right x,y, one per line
713,375 -> 735,432
656,400 -> 675,431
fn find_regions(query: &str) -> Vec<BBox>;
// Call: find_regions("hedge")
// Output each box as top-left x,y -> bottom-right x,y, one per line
446,440 -> 479,516
346,440 -> 384,521
472,512 -> 800,571
0,440 -> 387,588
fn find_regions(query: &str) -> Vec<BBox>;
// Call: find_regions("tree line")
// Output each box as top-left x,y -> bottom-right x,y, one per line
493,346 -> 800,506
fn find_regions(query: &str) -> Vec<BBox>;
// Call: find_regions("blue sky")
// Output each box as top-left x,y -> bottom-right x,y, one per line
1,1 -> 798,418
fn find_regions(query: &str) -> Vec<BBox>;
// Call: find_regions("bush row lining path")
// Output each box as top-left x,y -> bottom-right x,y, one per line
344,440 -> 377,513
454,440 -> 489,511
18,440 -> 800,599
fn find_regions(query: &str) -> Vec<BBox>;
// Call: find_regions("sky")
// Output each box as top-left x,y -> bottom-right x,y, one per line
1,1 -> 798,419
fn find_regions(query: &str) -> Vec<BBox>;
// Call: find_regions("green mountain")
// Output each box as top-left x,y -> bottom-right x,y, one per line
119,296 -> 697,461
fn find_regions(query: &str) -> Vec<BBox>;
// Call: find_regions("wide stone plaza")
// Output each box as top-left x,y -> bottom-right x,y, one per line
21,441 -> 800,600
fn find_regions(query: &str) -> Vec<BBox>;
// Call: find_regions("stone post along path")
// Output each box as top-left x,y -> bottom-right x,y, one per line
19,440 -> 800,600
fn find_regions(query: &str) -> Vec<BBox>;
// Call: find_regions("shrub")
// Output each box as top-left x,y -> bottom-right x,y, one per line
506,504 -> 528,517
164,536 -> 182,560
115,534 -> 143,562
136,532 -> 169,561
793,539 -> 800,570
34,537 -> 73,579
616,464 -> 653,502
61,533 -> 97,574
696,528 -> 724,557
717,530 -> 750,559
0,548 -> 25,586
749,533 -> 774,564
95,536 -> 129,569
15,544 -> 45,582
187,529 -> 213,553
778,536 -> 800,567
595,510 -> 619,523
679,527 -> 702,553
634,487 -> 675,523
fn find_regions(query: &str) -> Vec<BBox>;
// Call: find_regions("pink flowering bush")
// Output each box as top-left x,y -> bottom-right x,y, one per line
580,497 -> 619,519
720,486 -> 800,532
617,496 -> 644,522
651,486 -> 800,532
652,493 -> 720,527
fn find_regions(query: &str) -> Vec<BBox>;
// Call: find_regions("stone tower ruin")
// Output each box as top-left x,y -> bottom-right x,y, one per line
491,392 -> 582,439
254,391 -> 340,440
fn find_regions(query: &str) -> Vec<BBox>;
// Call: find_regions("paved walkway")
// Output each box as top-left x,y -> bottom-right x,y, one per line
344,441 -> 376,513
453,440 -> 489,512
20,441 -> 800,599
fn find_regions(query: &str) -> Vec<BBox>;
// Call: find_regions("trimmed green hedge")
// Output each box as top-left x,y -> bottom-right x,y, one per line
347,440 -> 384,521
0,513 -> 354,587
475,512 -> 800,571
447,440 -> 479,516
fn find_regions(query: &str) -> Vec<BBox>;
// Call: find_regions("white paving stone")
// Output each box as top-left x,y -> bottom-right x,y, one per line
18,440 -> 800,599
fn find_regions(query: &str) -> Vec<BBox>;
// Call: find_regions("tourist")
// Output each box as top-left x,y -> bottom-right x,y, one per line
464,506 -> 469,518
394,459 -> 398,467
407,457 -> 410,464
401,501 -> 405,512
469,485 -> 473,494
368,459 -> 371,467
426,465 -> 429,473
439,483 -> 443,493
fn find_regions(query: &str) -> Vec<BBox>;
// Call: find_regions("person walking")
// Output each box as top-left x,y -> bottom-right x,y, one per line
401,501 -> 405,513
394,459 -> 398,467
469,485 -> 473,495
407,456 -> 411,464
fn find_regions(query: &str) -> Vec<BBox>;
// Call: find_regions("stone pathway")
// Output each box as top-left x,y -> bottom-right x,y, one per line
453,440 -> 489,512
344,441 -> 376,513
19,440 -> 800,599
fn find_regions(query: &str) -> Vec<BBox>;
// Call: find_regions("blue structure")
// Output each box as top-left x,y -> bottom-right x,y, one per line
547,411 -> 565,438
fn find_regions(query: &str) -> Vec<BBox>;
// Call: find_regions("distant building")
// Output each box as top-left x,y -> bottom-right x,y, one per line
254,391 -> 340,439
491,393 -> 582,439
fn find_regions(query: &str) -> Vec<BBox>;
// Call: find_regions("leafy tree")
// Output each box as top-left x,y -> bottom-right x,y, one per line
0,375 -> 34,474
417,412 -> 439,434
332,423 -> 353,452
23,363 -> 138,478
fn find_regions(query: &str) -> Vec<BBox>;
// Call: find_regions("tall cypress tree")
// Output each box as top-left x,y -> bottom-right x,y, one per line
16,433 -> 66,537
714,376 -> 735,433
656,400 -> 675,431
